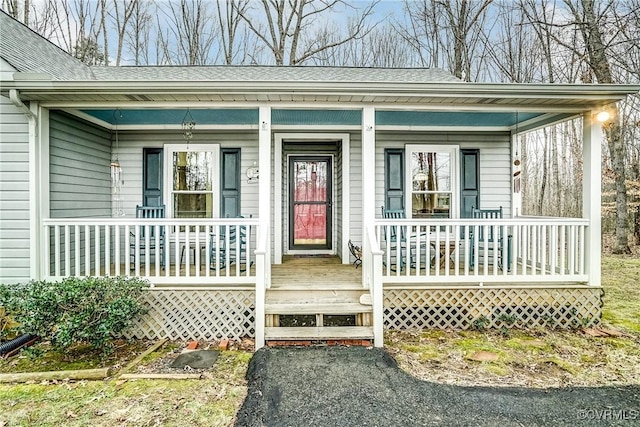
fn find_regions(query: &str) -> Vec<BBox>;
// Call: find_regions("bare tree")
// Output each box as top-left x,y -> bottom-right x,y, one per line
162,0 -> 217,65
215,0 -> 250,64
399,0 -> 493,81
124,0 -> 152,65
566,0 -> 630,253
234,0 -> 377,65
109,0 -> 137,66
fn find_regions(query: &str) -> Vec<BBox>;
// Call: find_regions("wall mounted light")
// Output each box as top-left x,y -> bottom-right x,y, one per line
596,110 -> 611,123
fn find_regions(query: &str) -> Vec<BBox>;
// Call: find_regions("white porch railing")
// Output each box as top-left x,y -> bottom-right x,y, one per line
42,217 -> 260,285
374,218 -> 590,284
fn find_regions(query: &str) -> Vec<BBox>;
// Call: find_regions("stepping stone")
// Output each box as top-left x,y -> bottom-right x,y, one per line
170,350 -> 219,369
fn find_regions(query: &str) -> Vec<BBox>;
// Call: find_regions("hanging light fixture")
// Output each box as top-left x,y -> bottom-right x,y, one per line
413,170 -> 428,182
182,108 -> 196,148
111,109 -> 125,216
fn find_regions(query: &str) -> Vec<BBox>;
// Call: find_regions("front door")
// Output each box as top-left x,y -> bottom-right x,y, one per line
289,156 -> 332,250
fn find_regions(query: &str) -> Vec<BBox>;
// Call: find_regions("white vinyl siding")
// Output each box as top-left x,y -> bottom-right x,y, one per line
0,95 -> 30,284
349,133 -> 363,249
374,131 -> 512,218
115,131 -> 260,219
49,111 -> 111,218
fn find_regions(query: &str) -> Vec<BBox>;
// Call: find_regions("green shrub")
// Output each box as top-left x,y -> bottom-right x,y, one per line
2,277 -> 149,353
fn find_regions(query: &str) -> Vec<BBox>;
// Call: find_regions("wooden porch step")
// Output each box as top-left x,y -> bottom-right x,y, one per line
266,289 -> 369,305
265,302 -> 372,315
265,326 -> 373,341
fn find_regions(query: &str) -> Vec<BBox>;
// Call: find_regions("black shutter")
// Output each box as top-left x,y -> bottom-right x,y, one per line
460,149 -> 480,218
384,148 -> 404,212
142,148 -> 163,207
220,148 -> 241,218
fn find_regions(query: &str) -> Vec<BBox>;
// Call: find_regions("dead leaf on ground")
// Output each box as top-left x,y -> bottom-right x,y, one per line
467,351 -> 499,362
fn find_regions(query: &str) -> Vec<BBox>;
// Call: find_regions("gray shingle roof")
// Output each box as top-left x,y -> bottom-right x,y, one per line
89,66 -> 460,83
0,11 -> 93,80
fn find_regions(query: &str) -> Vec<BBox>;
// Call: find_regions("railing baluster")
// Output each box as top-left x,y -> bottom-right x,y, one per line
94,225 -> 101,276
105,225 -> 111,277
54,225 -> 61,277
569,225 -> 576,274
579,225 -> 585,275
114,225 -> 120,276
85,225 -> 91,276
64,225 -> 70,277
540,225 -> 547,276
75,225 -> 81,277
560,225 -> 566,275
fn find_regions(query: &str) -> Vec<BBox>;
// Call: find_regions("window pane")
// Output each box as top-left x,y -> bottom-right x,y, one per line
412,193 -> 450,218
173,151 -> 214,191
173,193 -> 213,218
411,152 -> 451,192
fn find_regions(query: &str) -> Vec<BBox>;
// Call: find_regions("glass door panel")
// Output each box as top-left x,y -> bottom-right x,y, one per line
290,157 -> 332,249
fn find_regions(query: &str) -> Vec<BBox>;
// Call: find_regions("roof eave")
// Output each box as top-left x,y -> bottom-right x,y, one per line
3,77 -> 638,106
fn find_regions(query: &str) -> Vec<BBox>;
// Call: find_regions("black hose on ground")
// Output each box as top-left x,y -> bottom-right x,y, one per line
0,334 -> 38,356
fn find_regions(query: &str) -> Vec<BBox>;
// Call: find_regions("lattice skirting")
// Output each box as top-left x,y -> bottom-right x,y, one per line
123,289 -> 255,340
384,287 -> 603,330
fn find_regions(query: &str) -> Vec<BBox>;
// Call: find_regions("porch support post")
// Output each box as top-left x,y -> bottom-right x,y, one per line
362,106 -> 382,347
583,111 -> 602,286
255,106 -> 271,349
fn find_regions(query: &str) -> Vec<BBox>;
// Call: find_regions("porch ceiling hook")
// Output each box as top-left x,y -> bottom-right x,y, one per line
182,108 -> 196,148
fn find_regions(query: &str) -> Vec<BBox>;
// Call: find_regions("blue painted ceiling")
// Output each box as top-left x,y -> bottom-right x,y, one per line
80,108 -> 546,127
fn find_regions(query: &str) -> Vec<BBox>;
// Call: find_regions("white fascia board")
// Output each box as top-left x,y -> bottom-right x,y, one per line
8,79 -> 640,101
42,101 -> 607,114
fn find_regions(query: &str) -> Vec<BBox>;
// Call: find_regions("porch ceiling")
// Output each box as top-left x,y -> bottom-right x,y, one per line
74,107 -> 563,129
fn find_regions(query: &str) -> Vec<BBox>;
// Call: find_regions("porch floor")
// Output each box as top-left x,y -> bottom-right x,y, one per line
271,255 -> 362,289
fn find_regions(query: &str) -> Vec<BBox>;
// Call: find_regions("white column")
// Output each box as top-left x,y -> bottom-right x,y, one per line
255,106 -> 271,349
361,107 -> 376,278
362,107 -> 383,347
583,111 -> 602,286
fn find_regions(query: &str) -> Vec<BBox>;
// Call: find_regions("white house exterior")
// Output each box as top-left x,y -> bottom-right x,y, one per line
1,12 -> 639,348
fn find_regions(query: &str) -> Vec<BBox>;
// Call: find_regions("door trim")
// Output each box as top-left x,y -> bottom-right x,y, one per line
274,133 -> 351,263
288,155 -> 333,251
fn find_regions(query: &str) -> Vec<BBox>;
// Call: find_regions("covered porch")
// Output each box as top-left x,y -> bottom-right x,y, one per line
10,74 -> 630,349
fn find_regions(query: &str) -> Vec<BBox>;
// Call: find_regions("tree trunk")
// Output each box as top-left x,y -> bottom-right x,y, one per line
578,0 -> 630,253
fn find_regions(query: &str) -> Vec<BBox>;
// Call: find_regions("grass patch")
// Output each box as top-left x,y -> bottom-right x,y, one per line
0,340 -> 151,374
0,348 -> 251,427
386,256 -> 640,387
601,256 -> 640,333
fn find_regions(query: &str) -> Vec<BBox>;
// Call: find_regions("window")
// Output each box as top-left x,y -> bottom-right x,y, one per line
165,144 -> 220,218
406,145 -> 458,218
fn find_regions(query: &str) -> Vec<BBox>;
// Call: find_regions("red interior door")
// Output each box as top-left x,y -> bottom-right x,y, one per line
289,156 -> 332,250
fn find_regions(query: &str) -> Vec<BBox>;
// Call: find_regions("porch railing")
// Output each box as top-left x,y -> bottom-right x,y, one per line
43,217 -> 260,285
374,218 -> 590,284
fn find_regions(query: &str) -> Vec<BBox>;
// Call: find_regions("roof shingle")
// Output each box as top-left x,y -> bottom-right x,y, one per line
0,11 -> 93,80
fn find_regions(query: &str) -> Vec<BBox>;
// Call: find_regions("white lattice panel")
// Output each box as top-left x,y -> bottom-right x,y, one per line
124,289 -> 255,340
384,287 -> 602,330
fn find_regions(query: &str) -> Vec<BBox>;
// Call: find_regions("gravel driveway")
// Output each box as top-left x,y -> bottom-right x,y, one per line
235,346 -> 639,427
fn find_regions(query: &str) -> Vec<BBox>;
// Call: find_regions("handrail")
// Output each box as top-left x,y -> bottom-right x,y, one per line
42,218 -> 260,226
375,218 -> 589,226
